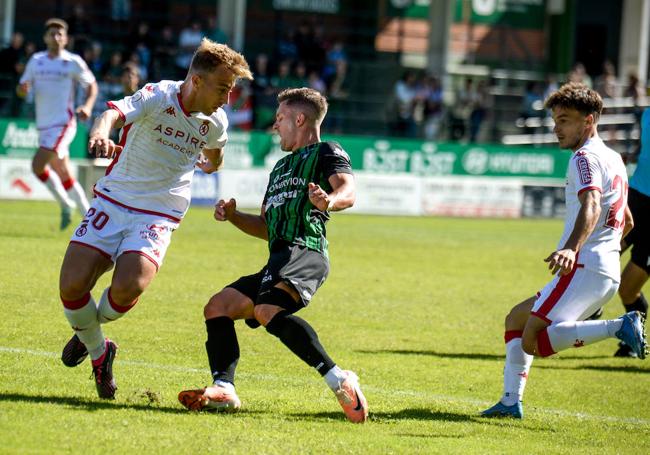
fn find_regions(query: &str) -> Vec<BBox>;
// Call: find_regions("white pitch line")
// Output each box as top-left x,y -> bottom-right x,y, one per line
1,345 -> 649,426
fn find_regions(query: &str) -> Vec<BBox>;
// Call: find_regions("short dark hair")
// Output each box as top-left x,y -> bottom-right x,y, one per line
45,18 -> 68,32
277,87 -> 328,124
544,82 -> 603,121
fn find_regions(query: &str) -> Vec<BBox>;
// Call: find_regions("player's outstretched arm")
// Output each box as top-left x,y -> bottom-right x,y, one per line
76,81 -> 99,121
308,173 -> 355,212
545,189 -> 601,275
88,109 -> 124,158
214,199 -> 268,240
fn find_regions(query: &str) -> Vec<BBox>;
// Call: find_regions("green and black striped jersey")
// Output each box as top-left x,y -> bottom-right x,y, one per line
263,141 -> 352,256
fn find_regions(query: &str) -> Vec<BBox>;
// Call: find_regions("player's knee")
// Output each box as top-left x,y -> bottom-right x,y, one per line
59,273 -> 90,301
521,338 -> 536,356
618,283 -> 639,304
204,292 -> 230,319
505,306 -> 526,331
110,279 -> 145,306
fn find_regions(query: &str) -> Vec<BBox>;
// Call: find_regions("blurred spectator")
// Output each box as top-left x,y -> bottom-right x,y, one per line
83,41 -> 104,75
322,39 -> 347,85
567,62 -> 593,88
126,52 -> 148,82
127,22 -> 154,71
276,29 -> 298,62
206,16 -> 228,45
389,70 -> 419,137
102,51 -> 124,85
326,60 -> 349,135
111,0 -> 131,21
294,61 -> 309,87
595,60 -> 619,144
176,20 -> 204,72
251,53 -> 276,130
271,60 -> 297,90
308,70 -> 326,94
519,81 -> 544,134
449,78 -> 473,140
0,32 -> 25,114
66,4 -> 92,53
223,82 -> 253,130
469,79 -> 490,143
422,75 -> 443,140
153,25 -> 178,79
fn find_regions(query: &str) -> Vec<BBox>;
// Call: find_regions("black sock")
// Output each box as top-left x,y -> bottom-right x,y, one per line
624,293 -> 648,317
266,311 -> 335,375
205,316 -> 239,385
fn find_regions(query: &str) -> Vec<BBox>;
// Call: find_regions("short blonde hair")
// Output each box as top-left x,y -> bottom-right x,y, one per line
45,18 -> 68,32
190,38 -> 253,80
278,87 -> 328,124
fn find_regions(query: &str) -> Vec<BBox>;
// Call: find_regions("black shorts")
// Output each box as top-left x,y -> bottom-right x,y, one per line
626,187 -> 650,274
226,241 -> 329,313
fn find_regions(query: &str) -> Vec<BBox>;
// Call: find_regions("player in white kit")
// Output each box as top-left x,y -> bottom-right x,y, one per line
17,18 -> 98,229
57,38 -> 252,399
481,83 -> 647,419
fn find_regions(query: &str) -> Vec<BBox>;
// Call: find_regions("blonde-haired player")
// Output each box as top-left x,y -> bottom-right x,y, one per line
58,39 -> 252,399
18,18 -> 98,229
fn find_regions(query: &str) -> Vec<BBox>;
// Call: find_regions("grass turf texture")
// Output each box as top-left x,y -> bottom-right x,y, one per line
0,200 -> 648,454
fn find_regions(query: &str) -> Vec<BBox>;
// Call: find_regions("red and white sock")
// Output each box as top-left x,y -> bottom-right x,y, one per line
544,319 -> 622,353
37,169 -> 74,209
62,293 -> 106,361
62,177 -> 90,216
97,287 -> 137,323
501,331 -> 533,406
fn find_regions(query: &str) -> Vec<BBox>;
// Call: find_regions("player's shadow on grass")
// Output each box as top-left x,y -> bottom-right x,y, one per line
0,392 -> 188,414
535,364 -> 650,374
290,408 -> 474,423
357,349 -> 612,361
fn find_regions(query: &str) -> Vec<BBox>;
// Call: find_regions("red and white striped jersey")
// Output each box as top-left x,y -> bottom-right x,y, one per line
559,135 -> 628,280
19,50 -> 95,129
94,80 -> 228,221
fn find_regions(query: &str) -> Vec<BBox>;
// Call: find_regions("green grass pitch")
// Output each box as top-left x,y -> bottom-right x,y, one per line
0,200 -> 648,454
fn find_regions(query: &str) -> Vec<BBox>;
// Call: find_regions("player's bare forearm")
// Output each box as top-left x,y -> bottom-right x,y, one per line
82,81 -> 99,112
228,211 -> 268,240
310,173 -> 356,212
90,109 -> 122,138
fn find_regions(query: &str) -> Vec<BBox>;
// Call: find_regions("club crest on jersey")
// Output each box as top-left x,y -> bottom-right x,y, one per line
576,156 -> 592,184
164,106 -> 176,117
75,226 -> 87,237
199,122 -> 209,136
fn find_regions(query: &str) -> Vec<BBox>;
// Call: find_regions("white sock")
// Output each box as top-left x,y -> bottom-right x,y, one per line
41,171 -> 74,209
97,287 -> 133,323
546,319 -> 623,352
67,180 -> 90,216
214,380 -> 235,392
63,294 -> 106,360
501,338 -> 533,406
324,365 -> 347,392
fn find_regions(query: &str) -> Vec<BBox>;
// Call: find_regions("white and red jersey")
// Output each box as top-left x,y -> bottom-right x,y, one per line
559,136 -> 628,280
19,50 -> 95,129
94,80 -> 228,221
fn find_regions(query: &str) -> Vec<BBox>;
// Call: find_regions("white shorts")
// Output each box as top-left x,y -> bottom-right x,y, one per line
69,197 -> 178,270
531,266 -> 618,324
39,120 -> 77,159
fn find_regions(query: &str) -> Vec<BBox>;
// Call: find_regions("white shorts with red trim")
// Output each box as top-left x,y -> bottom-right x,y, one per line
68,196 -> 178,270
39,121 -> 77,159
531,267 -> 618,324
